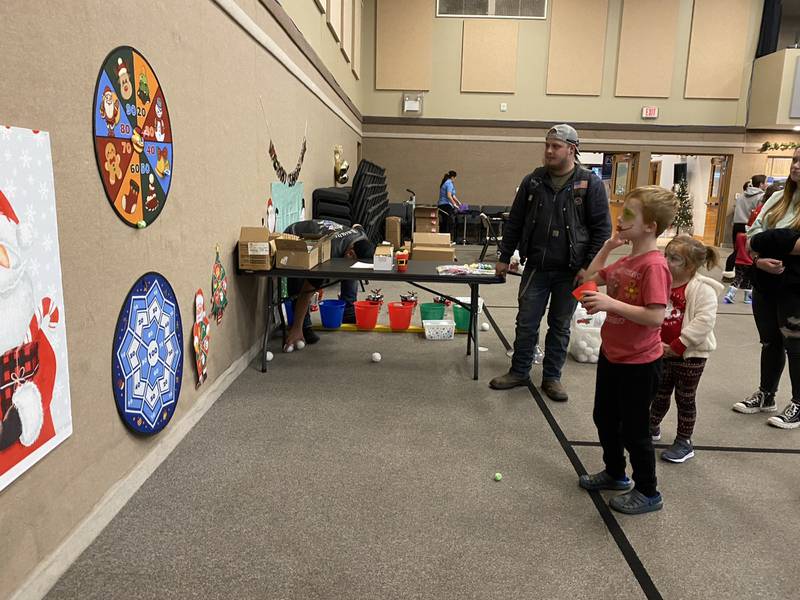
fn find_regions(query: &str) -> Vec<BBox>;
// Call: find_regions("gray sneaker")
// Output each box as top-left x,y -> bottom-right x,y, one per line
489,371 -> 531,390
578,471 -> 633,491
733,389 -> 777,414
609,489 -> 663,515
661,437 -> 694,463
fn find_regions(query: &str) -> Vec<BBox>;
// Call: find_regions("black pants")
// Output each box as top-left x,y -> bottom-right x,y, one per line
752,288 -> 800,400
725,222 -> 747,272
438,205 -> 455,235
593,353 -> 662,497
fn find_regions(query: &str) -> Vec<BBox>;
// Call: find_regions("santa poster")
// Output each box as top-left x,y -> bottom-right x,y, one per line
0,126 -> 71,493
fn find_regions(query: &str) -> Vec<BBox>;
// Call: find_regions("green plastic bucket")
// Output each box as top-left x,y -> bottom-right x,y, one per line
452,304 -> 471,332
419,302 -> 445,322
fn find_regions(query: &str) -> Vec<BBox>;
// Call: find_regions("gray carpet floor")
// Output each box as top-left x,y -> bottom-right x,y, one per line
46,246 -> 798,600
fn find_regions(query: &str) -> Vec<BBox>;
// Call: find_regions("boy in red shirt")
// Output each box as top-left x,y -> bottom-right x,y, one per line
578,186 -> 678,514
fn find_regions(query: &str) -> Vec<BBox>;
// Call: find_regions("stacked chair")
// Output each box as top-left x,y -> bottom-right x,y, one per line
312,160 -> 389,247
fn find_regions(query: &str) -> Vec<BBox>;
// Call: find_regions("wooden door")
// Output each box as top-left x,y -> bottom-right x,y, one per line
648,160 -> 662,186
609,153 -> 639,231
703,156 -> 728,245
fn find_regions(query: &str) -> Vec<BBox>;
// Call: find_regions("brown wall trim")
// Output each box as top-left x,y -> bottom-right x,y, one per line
362,116 -> 747,134
257,0 -> 362,122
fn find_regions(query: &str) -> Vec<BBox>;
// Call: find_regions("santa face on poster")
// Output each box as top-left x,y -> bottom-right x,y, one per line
0,126 -> 72,493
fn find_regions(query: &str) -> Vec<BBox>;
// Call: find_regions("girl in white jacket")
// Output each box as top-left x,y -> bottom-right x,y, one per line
650,235 -> 723,463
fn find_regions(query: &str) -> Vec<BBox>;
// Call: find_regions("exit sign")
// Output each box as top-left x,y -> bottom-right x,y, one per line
642,106 -> 659,119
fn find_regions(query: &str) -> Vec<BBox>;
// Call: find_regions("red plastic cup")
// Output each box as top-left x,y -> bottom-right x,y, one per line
572,280 -> 598,301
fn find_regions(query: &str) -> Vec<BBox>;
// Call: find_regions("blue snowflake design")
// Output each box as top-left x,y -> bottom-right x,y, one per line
112,272 -> 183,434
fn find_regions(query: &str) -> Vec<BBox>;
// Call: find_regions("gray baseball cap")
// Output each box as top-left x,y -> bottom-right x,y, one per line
546,124 -> 580,154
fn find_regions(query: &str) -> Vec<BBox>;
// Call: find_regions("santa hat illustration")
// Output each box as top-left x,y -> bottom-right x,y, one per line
0,190 -> 20,257
0,189 -> 19,225
117,57 -> 129,79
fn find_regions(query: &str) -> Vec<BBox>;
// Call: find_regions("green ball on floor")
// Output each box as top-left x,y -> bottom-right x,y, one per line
494,472 -> 502,481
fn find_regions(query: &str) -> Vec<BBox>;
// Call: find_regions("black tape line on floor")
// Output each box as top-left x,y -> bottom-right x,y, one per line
489,312 -> 663,600
570,440 -> 800,455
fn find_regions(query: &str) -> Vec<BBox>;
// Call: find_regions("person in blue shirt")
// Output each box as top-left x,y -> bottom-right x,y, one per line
438,170 -> 461,234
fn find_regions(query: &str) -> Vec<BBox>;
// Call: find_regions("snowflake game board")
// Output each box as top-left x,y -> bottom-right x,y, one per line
112,272 -> 183,435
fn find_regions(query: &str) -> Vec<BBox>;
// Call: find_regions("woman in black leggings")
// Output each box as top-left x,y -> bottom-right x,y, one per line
438,170 -> 460,235
732,151 -> 800,428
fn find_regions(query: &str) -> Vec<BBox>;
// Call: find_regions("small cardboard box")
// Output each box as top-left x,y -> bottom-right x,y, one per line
413,232 -> 451,246
385,216 -> 402,249
412,246 -> 456,262
415,206 -> 438,220
414,206 -> 439,232
274,234 -> 333,270
238,227 -> 279,271
412,232 -> 455,262
373,244 -> 394,271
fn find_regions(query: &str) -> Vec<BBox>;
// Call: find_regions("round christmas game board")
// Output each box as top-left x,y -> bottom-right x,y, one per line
93,46 -> 173,227
112,272 -> 183,435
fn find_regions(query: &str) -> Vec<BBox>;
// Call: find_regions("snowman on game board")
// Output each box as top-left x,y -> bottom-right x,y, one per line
0,190 -> 58,459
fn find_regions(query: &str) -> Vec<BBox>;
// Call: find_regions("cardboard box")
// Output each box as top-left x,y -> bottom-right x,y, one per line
413,232 -> 451,246
414,206 -> 439,232
238,227 -> 280,271
374,244 -> 394,271
415,205 -> 438,220
412,232 -> 455,262
385,216 -> 401,249
412,246 -> 455,261
274,234 -> 333,270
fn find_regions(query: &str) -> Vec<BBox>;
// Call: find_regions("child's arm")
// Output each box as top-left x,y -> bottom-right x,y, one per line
583,233 -> 627,285
672,284 -> 718,356
582,293 -> 665,328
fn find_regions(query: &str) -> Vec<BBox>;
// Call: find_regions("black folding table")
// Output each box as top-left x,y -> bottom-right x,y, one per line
251,259 -> 505,380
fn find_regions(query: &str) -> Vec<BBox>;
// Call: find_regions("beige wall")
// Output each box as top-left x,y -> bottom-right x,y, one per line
0,1 -> 359,596
748,49 -> 800,129
361,0 -> 763,127
281,0 -> 364,110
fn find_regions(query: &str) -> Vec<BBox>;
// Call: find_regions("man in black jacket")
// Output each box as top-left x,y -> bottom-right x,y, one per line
489,125 -> 611,401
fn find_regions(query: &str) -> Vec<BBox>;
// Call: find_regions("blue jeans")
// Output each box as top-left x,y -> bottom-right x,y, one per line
288,278 -> 358,328
510,268 -> 577,381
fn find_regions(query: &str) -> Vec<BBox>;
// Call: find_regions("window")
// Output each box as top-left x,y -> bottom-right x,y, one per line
437,0 -> 546,19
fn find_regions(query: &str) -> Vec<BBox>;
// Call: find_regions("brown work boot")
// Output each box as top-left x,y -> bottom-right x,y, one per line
541,379 -> 568,402
489,371 -> 531,390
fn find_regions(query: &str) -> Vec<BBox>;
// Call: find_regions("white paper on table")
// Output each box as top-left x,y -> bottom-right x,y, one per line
350,262 -> 374,269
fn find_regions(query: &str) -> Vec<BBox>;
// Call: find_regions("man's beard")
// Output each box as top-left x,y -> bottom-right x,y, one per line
104,99 -> 114,119
0,270 -> 34,354
546,156 -> 572,174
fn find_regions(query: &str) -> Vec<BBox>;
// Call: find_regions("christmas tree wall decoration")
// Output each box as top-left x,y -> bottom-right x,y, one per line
673,177 -> 693,235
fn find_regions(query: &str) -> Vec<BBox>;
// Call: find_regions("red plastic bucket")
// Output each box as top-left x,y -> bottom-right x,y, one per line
354,300 -> 380,330
388,302 -> 413,331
